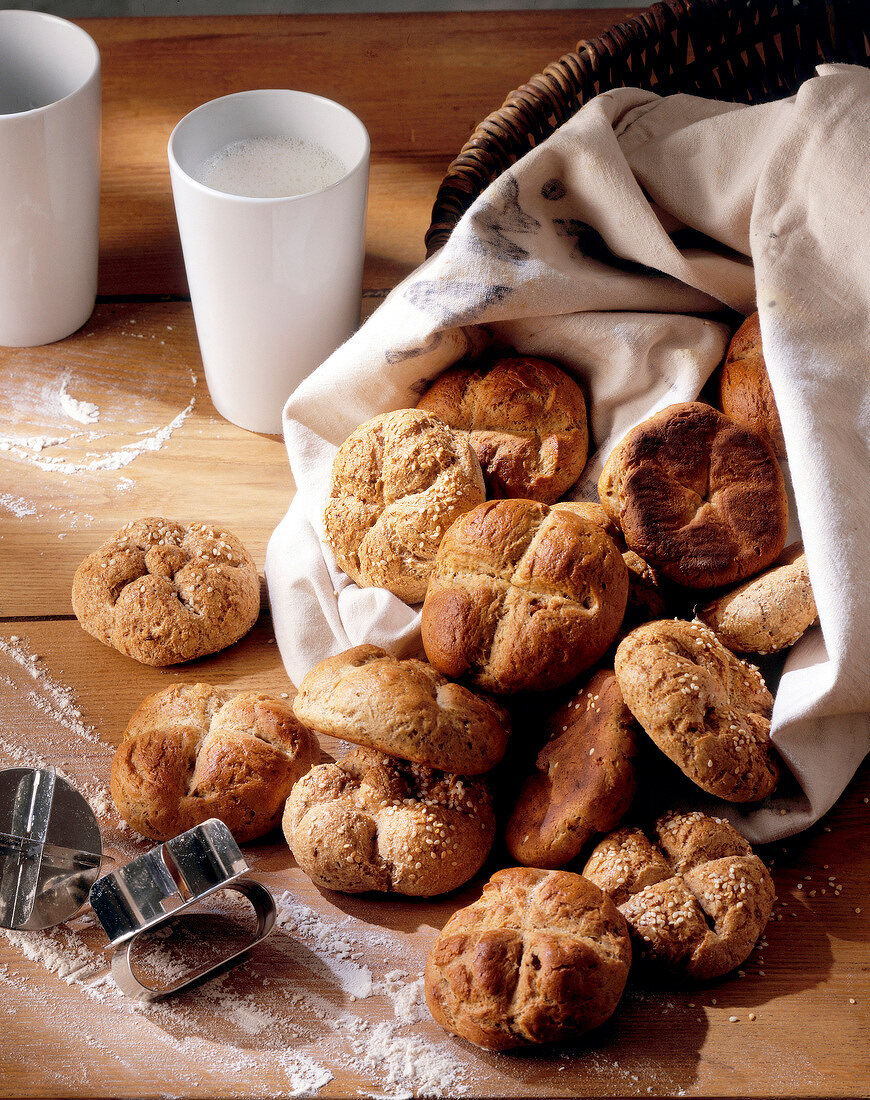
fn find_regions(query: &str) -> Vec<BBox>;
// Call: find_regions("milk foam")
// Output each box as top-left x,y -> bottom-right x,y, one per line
194,134 -> 347,198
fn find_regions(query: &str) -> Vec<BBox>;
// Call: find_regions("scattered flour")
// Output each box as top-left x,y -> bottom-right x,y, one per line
2,434 -> 72,452
0,493 -> 37,517
0,635 -> 100,745
0,633 -> 118,826
345,1020 -> 470,1098
59,375 -> 100,425
0,398 -> 196,474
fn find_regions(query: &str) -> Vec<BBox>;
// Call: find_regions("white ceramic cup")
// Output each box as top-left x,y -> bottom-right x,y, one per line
168,89 -> 370,435
0,10 -> 101,347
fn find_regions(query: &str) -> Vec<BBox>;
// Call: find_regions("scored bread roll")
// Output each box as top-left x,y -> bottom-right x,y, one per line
425,867 -> 631,1050
292,644 -> 511,775
614,618 -> 779,802
111,683 -> 319,842
72,518 -> 260,666
422,499 -> 629,694
598,401 -> 788,589
416,353 -> 589,503
282,746 -> 495,896
323,407 -> 485,604
584,811 -> 775,980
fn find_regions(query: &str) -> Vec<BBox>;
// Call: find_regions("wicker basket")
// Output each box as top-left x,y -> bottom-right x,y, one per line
425,0 -> 870,255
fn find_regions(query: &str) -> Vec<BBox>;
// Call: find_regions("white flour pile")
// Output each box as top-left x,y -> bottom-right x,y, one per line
58,375 -> 101,425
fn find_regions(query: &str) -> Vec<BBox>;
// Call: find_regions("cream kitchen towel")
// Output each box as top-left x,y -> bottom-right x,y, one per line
265,63 -> 870,843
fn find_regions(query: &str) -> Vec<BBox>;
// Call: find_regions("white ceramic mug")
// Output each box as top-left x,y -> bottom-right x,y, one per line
0,10 -> 101,347
168,89 -> 370,435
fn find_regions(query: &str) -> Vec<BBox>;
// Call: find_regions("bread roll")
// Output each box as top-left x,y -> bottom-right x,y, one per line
504,669 -> 638,868
416,354 -> 588,502
111,683 -> 318,842
72,518 -> 260,666
598,401 -> 788,589
699,543 -> 817,654
717,311 -> 786,459
584,811 -> 775,980
323,408 -> 485,604
282,747 -> 495,896
614,618 -> 779,802
422,499 -> 629,694
292,644 -> 510,775
425,867 -> 631,1050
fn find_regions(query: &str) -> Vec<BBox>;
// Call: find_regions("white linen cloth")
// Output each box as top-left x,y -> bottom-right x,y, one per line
265,64 -> 870,843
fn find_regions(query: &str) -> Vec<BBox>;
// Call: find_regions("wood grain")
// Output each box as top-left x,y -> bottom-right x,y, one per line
1,9 -> 867,1099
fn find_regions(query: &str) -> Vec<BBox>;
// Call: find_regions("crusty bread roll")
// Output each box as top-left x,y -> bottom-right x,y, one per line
292,644 -> 510,775
559,501 -> 673,627
416,354 -> 589,503
421,499 -> 629,694
323,408 -> 485,604
717,311 -> 786,459
72,518 -> 260,666
699,542 -> 817,654
614,618 -> 779,802
504,669 -> 638,868
425,867 -> 631,1050
111,683 -> 319,842
598,401 -> 788,589
584,811 -> 775,980
282,747 -> 495,896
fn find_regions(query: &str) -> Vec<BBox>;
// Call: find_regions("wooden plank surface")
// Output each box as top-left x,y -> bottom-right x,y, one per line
1,9 -> 867,1099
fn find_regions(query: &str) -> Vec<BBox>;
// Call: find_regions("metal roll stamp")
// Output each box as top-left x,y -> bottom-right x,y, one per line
0,766 -> 276,1000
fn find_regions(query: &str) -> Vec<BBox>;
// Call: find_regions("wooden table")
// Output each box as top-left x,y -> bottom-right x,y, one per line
1,11 -> 867,1098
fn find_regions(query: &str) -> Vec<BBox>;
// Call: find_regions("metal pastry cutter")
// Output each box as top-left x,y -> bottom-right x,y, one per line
0,766 -> 102,931
89,815 -> 276,1000
0,766 -> 276,1000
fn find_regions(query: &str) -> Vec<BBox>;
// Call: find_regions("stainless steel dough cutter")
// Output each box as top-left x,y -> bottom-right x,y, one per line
0,765 -> 276,999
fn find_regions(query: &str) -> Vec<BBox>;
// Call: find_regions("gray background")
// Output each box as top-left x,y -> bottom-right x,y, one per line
4,1 -> 648,17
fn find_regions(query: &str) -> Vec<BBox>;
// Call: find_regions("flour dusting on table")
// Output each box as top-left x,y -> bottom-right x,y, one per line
0,632 -> 477,1097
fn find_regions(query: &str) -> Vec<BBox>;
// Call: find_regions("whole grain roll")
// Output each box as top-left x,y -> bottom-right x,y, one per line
614,618 -> 779,802
584,811 -> 775,980
416,354 -> 589,503
425,867 -> 631,1050
699,543 -> 818,654
293,644 -> 510,775
717,311 -> 786,459
504,669 -> 639,868
597,401 -> 788,589
323,408 -> 485,604
111,683 -> 319,842
72,518 -> 260,666
422,499 -> 629,694
282,747 -> 495,896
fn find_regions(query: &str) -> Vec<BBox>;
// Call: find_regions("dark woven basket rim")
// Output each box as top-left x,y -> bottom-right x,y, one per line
425,0 -> 870,255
